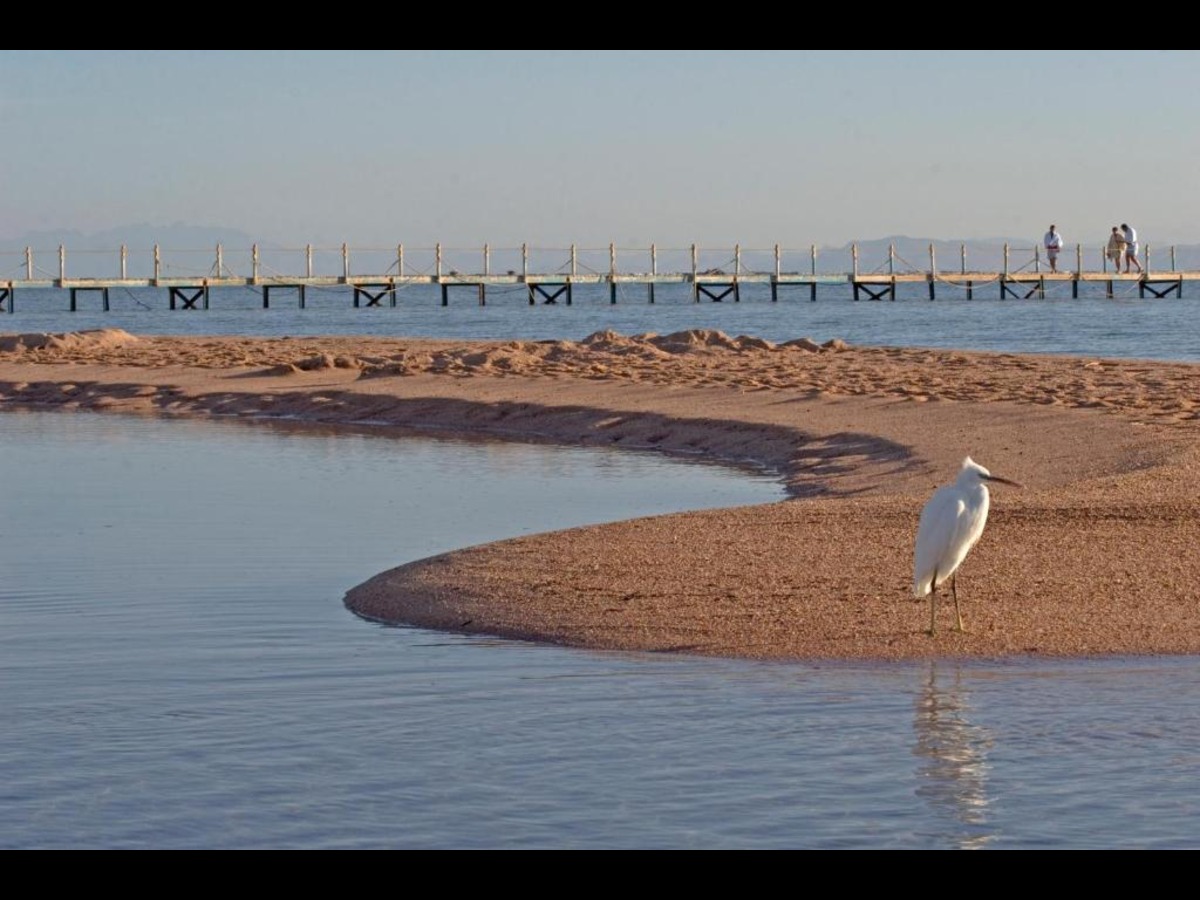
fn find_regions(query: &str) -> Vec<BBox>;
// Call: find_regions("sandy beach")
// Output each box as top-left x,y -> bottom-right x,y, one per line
2,326 -> 1199,662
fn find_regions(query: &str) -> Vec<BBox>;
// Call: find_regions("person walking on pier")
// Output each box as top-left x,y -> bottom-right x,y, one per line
1044,225 -> 1064,273
1106,226 -> 1126,271
1121,223 -> 1143,274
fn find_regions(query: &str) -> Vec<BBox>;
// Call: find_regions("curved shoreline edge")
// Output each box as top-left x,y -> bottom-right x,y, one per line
3,328 -> 1200,661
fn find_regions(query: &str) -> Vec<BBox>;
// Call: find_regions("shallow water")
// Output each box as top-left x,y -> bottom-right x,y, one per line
4,411 -> 1200,849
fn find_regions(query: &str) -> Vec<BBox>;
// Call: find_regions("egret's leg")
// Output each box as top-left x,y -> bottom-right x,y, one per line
928,567 -> 938,635
952,573 -> 966,632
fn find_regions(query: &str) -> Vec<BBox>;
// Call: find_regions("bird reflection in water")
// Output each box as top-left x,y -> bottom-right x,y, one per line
913,663 -> 996,849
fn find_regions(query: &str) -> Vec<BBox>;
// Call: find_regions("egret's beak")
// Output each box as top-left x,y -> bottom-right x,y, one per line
985,474 -> 1023,488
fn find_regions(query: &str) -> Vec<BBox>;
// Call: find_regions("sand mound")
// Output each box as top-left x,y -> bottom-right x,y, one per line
779,337 -> 823,352
0,328 -> 140,354
648,329 -> 742,351
581,330 -> 657,349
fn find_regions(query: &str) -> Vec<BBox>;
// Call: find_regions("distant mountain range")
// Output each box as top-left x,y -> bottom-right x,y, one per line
4,228 -> 1198,277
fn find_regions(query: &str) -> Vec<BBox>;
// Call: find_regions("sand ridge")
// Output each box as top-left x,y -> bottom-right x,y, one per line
4,327 -> 1197,431
2,327 -> 1199,660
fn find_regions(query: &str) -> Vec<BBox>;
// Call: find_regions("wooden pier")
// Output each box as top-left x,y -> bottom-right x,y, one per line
0,241 -> 1197,313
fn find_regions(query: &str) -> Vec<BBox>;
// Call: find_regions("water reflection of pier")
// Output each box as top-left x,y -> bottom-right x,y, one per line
913,663 -> 995,850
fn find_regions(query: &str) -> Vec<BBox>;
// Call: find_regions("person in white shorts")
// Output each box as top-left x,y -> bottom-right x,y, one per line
1121,223 -> 1143,273
1043,225 -> 1064,273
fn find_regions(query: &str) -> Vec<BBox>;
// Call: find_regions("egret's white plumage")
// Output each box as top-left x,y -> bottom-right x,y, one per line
913,456 -> 1022,634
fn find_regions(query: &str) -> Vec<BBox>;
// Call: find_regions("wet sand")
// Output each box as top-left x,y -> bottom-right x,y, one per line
2,327 -> 1199,661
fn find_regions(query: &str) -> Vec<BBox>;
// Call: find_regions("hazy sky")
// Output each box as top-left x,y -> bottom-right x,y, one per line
3,50 -> 1198,249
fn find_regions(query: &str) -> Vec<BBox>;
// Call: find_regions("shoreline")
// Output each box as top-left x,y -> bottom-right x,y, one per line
3,327 -> 1200,661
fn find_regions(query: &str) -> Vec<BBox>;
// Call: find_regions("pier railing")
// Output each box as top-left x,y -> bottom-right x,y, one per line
1,241 -> 1194,284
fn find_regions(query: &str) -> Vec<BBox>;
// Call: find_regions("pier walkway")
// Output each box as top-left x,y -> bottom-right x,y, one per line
1,242 -> 1196,313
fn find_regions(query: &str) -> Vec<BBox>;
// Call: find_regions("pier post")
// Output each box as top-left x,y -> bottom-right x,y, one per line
1,287 -> 11,313
524,244 -> 533,305
482,243 -> 490,306
772,243 -> 780,302
610,242 -> 617,304
1001,243 -> 1009,299
649,243 -> 656,304
691,243 -> 699,303
928,244 -> 936,300
254,246 -> 268,307
1073,244 -> 1081,297
811,244 -> 817,301
258,246 -> 268,307
962,244 -> 973,299
734,243 -> 741,302
851,244 -> 859,301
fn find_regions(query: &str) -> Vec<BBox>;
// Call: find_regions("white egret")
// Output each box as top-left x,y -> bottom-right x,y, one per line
913,457 -> 1022,635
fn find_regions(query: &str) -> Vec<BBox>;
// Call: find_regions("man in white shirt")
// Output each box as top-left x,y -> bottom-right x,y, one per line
1044,225 -> 1064,272
1121,223 -> 1143,274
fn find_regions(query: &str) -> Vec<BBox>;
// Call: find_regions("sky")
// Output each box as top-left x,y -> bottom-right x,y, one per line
3,50 -> 1198,250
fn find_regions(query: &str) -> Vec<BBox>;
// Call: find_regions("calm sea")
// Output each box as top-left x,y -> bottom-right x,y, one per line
3,282 -> 1199,361
3,285 -> 1200,849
